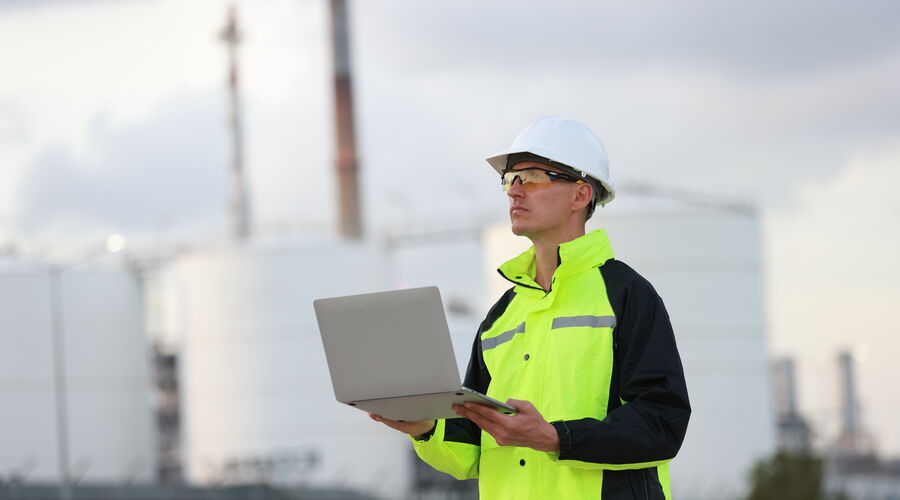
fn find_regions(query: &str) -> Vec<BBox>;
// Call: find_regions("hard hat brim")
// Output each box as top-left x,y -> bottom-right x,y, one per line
485,146 -> 566,175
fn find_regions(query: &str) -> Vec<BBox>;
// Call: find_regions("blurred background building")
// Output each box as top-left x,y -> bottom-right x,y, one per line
0,251 -> 156,485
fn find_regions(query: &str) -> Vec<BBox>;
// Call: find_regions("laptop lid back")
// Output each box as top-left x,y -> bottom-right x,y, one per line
313,286 -> 462,403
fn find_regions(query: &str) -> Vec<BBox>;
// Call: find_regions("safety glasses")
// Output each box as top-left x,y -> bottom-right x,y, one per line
501,167 -> 583,192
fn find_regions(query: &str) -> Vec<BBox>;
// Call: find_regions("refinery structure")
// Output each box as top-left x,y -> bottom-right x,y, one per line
2,2 -> 898,500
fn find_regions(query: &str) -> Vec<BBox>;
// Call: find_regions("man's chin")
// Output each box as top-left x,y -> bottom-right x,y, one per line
510,222 -> 531,237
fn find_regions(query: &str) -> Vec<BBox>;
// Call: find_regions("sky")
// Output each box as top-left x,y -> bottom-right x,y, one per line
1,0 -> 899,455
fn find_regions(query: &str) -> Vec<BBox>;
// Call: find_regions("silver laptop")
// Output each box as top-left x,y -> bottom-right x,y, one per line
313,286 -> 516,422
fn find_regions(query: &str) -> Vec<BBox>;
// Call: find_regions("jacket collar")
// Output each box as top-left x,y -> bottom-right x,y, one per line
497,229 -> 615,289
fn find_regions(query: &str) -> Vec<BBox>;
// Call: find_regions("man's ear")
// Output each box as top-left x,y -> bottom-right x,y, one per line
572,182 -> 594,211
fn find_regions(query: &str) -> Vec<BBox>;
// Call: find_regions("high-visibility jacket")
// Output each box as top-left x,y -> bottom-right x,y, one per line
412,229 -> 691,499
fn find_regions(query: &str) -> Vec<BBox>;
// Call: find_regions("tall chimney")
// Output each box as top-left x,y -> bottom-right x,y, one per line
773,357 -> 811,452
838,350 -> 860,441
773,357 -> 799,419
220,5 -> 251,241
329,0 -> 362,239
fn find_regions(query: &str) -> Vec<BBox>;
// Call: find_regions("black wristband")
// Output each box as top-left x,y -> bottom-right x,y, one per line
413,422 -> 437,441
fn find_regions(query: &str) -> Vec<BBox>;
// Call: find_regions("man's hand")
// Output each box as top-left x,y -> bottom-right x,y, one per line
369,414 -> 435,438
453,399 -> 560,452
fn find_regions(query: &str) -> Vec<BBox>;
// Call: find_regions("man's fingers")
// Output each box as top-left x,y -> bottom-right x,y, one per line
455,403 -> 521,444
456,398 -> 554,449
461,402 -> 507,424
455,406 -> 503,437
505,399 -> 533,413
372,414 -> 396,424
370,414 -> 436,438
452,404 -> 476,422
454,405 -> 494,429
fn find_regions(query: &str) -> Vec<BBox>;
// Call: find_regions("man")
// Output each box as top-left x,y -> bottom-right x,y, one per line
370,116 -> 691,499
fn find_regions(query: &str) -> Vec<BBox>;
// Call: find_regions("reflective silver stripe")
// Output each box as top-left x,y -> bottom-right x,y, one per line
551,315 -> 616,329
482,322 -> 525,351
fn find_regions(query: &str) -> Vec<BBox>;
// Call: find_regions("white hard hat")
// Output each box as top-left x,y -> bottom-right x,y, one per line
486,116 -> 616,207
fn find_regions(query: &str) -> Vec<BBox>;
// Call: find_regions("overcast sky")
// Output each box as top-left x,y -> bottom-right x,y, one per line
2,0 -> 899,455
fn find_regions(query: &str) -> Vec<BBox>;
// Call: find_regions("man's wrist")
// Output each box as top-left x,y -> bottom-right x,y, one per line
543,422 -> 560,452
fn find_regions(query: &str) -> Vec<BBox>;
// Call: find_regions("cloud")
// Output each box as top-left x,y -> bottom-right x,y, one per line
5,0 -> 899,238
0,0 -> 90,10
345,0 -> 900,222
0,99 -> 27,146
11,91 -> 229,240
353,0 -> 900,80
353,49 -> 900,223
769,144 -> 900,289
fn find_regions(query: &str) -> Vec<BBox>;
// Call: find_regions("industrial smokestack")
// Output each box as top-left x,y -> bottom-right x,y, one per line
221,4 -> 251,241
773,357 -> 811,452
837,346 -> 875,458
838,350 -> 860,441
329,0 -> 362,240
773,358 -> 798,419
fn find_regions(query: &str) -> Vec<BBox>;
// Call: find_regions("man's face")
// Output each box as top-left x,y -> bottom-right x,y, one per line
504,161 -> 590,238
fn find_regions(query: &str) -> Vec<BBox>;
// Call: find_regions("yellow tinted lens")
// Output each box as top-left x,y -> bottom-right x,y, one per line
501,169 -> 553,191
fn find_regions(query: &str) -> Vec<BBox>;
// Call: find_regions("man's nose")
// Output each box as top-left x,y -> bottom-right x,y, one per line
506,176 -> 525,198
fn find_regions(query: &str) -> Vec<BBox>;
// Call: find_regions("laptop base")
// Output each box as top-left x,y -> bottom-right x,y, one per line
347,387 -> 517,422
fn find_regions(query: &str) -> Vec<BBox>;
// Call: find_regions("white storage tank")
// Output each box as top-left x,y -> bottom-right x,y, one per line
0,255 -> 156,483
483,198 -> 775,498
174,239 -> 414,498
0,257 -> 58,482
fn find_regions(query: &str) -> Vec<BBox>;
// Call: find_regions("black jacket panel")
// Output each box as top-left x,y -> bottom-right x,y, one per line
553,258 -> 691,465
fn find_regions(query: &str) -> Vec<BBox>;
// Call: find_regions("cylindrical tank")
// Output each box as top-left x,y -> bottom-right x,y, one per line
483,200 -> 775,498
174,239 -> 413,498
0,256 -> 156,483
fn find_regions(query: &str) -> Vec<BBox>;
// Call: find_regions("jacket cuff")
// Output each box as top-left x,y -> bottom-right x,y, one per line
413,421 -> 438,442
551,421 -> 573,459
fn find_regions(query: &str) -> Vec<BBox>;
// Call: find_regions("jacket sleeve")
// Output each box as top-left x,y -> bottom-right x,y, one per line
550,260 -> 691,470
411,288 -> 516,479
